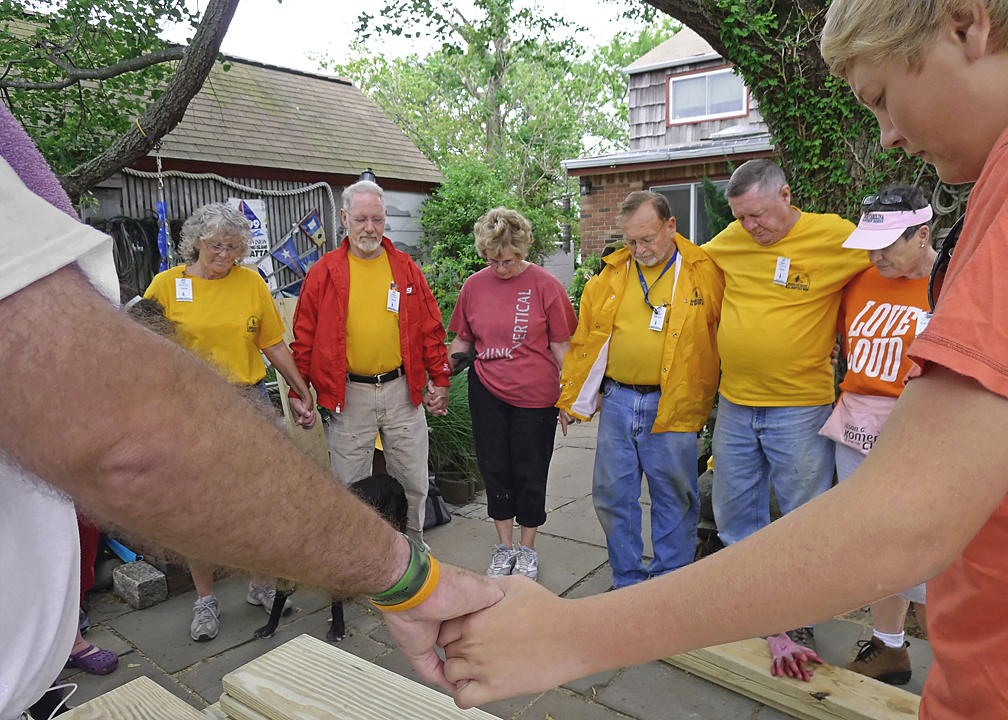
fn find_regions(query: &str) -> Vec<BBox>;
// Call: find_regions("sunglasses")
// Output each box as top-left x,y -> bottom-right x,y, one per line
928,213 -> 965,312
862,192 -> 906,206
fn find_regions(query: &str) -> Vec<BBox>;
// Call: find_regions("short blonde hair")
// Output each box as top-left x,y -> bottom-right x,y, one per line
474,207 -> 533,260
179,203 -> 252,264
821,0 -> 1008,78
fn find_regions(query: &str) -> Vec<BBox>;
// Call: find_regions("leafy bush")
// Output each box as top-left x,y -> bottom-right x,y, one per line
568,252 -> 602,316
419,155 -> 569,323
702,175 -> 735,239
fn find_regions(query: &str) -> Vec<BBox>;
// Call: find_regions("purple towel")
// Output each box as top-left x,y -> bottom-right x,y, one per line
0,103 -> 76,217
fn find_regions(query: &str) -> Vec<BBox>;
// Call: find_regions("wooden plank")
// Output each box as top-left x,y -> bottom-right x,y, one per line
61,676 -> 206,720
219,694 -> 274,720
222,634 -> 501,720
272,297 -> 331,471
663,638 -> 919,720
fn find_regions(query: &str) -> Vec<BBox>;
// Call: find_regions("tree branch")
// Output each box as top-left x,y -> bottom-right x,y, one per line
0,47 -> 187,91
58,0 -> 241,200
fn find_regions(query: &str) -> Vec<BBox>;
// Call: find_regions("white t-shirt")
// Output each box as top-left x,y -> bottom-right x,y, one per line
0,157 -> 118,719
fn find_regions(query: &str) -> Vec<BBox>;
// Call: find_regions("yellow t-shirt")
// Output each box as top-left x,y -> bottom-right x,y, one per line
144,264 -> 285,385
703,211 -> 869,406
346,250 -> 402,375
606,250 -> 680,386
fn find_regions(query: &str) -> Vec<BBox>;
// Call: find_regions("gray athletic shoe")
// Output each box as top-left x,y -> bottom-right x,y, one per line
247,582 -> 293,616
191,596 -> 220,642
486,544 -> 516,578
513,546 -> 538,581
786,626 -> 817,655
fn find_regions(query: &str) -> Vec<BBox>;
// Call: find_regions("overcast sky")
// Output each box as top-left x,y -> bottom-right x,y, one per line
162,0 -> 651,74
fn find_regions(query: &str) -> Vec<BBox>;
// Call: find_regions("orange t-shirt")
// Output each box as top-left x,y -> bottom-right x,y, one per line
907,125 -> 1008,720
838,267 -> 929,399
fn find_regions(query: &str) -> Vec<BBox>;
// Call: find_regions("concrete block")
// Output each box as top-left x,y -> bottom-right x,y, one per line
113,560 -> 168,609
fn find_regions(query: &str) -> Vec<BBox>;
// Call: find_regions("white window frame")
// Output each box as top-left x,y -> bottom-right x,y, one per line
667,66 -> 748,126
650,179 -> 729,246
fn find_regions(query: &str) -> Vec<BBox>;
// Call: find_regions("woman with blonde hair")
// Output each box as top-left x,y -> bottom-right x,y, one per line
447,207 -> 577,581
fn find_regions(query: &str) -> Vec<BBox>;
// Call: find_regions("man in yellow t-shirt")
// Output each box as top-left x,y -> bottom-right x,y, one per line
702,159 -> 869,653
291,181 -> 452,542
558,191 -> 722,588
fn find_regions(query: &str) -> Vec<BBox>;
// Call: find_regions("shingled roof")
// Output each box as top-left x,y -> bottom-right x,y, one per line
158,55 -> 443,184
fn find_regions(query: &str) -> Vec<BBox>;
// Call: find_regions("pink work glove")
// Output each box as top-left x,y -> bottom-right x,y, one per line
767,632 -> 823,681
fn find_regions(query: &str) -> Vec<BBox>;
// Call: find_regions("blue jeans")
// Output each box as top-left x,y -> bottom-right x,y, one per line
712,395 -> 835,546
593,380 -> 699,589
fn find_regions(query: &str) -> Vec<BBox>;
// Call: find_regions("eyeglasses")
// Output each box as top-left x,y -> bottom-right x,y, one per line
624,229 -> 665,249
928,212 -> 964,312
348,215 -> 386,227
486,258 -> 518,268
204,241 -> 241,254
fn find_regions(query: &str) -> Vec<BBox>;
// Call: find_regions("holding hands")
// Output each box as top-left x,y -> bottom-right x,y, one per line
423,379 -> 449,416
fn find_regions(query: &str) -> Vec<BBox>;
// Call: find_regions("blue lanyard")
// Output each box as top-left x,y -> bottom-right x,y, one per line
636,249 -> 678,311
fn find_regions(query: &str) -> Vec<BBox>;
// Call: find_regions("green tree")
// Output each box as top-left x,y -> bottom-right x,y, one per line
1,0 -> 240,200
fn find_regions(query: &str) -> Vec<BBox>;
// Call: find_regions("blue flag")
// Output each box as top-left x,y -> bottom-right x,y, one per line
300,248 -> 319,274
156,200 -> 170,271
271,233 -> 304,276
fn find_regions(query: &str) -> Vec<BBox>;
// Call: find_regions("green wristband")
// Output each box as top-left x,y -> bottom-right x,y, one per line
370,535 -> 431,607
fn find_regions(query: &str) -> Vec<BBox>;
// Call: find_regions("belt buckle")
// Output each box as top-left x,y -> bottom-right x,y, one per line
375,372 -> 384,385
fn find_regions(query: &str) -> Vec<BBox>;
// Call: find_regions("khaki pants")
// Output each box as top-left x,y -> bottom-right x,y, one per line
324,374 -> 429,539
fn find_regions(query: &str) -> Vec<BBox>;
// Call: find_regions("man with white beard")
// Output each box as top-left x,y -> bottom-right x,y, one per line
291,180 -> 451,543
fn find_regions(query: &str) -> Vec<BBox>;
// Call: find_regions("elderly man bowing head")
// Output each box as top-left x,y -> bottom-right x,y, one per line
291,180 -> 451,543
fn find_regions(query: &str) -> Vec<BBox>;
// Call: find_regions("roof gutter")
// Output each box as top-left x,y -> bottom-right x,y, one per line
622,52 -> 722,76
561,136 -> 773,174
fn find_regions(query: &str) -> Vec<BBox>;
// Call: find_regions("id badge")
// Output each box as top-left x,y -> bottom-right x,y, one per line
387,288 -> 401,313
175,277 -> 193,302
649,305 -> 667,331
773,257 -> 791,286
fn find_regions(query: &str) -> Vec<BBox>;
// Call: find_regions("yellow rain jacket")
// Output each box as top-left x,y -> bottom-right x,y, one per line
558,237 -> 724,433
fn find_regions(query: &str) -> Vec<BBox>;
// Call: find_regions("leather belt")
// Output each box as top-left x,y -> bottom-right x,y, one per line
604,376 -> 661,395
347,366 -> 405,384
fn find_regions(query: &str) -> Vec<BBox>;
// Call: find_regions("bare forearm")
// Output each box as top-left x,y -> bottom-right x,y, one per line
0,268 -> 408,595
262,341 -> 311,400
551,366 -> 1008,676
549,340 -> 570,371
447,336 -> 472,370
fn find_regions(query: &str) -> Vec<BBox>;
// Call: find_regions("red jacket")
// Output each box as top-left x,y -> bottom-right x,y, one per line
291,237 -> 450,412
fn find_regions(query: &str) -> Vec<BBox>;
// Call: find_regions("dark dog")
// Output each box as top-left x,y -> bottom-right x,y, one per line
253,473 -> 409,641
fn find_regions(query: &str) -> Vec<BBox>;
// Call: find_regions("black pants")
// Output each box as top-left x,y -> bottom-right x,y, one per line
468,368 -> 559,528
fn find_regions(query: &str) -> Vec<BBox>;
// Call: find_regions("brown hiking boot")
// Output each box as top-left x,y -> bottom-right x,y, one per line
845,636 -> 912,685
786,626 -> 817,655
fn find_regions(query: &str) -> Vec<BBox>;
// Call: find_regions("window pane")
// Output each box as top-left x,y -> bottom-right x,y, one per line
708,72 -> 745,115
671,76 -> 707,120
653,185 -> 692,241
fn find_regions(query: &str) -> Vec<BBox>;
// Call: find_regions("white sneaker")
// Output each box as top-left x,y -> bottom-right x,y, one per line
486,544 -> 516,578
513,546 -> 538,581
191,596 -> 220,642
247,582 -> 293,616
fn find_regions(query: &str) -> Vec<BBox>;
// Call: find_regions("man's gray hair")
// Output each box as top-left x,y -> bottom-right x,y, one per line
342,180 -> 386,213
726,159 -> 788,199
178,203 -> 252,264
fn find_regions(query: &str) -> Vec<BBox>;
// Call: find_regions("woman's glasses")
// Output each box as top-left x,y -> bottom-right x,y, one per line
928,213 -> 965,312
862,191 -> 905,207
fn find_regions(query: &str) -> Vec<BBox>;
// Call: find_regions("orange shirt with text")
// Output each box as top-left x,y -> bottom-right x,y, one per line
838,267 -> 928,399
907,125 -> 1008,720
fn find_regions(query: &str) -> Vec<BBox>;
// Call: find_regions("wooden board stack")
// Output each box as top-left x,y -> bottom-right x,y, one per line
218,634 -> 501,720
664,638 -> 920,720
